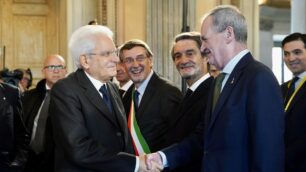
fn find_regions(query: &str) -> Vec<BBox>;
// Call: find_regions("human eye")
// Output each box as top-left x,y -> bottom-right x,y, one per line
186,50 -> 196,57
124,58 -> 133,64
293,49 -> 302,56
136,55 -> 146,62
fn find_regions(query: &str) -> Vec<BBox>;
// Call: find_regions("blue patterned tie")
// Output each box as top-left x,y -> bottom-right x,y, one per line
99,85 -> 113,113
134,90 -> 140,109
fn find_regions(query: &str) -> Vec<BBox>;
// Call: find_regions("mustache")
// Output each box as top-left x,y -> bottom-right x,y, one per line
179,62 -> 195,68
129,66 -> 144,73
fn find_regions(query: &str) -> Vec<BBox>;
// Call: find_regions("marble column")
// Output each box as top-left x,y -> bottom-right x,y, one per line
291,0 -> 306,33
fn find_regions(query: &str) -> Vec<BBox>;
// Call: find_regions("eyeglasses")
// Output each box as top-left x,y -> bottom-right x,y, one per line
44,65 -> 66,71
86,49 -> 119,58
122,55 -> 147,64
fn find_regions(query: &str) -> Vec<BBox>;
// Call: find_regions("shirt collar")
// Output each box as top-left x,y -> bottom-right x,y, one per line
84,71 -> 106,92
222,49 -> 249,75
120,80 -> 133,91
188,73 -> 211,92
136,70 -> 154,96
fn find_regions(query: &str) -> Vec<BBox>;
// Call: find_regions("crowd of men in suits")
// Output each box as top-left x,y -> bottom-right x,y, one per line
0,4 -> 305,172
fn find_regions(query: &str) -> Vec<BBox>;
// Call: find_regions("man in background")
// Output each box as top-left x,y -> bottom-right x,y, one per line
119,39 -> 183,154
281,32 -> 306,172
116,61 -> 133,98
22,54 -> 67,172
0,82 -> 29,172
166,31 -> 213,172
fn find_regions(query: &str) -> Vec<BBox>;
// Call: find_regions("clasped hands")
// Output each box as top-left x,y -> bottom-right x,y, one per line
139,153 -> 164,172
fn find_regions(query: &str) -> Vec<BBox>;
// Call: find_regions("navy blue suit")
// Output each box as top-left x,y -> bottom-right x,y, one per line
164,53 -> 285,172
281,78 -> 306,172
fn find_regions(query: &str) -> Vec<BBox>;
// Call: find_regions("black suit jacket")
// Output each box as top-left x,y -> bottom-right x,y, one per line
50,69 -> 136,172
165,76 -> 213,172
22,79 -> 54,172
0,83 -> 29,171
123,72 -> 183,152
281,78 -> 306,172
164,53 -> 284,172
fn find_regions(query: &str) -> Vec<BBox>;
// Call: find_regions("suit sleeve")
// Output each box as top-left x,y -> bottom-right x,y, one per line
247,68 -> 285,172
50,81 -> 136,172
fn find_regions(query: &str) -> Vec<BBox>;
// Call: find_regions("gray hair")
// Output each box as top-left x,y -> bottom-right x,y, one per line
68,25 -> 114,68
205,5 -> 247,43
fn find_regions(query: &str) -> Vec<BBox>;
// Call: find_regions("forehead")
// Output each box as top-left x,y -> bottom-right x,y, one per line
122,46 -> 147,57
283,40 -> 306,51
92,34 -> 115,50
201,16 -> 213,35
174,39 -> 198,52
45,56 -> 64,65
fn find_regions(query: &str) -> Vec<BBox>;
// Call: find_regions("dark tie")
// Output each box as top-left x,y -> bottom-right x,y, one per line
134,90 -> 140,108
184,88 -> 193,99
99,85 -> 113,113
284,76 -> 299,106
30,91 -> 50,154
212,73 -> 226,110
119,89 -> 125,97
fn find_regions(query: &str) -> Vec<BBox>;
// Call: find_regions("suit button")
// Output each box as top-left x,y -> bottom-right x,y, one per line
116,132 -> 122,136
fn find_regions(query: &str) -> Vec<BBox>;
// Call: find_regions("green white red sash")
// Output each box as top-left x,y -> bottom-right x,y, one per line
127,90 -> 151,155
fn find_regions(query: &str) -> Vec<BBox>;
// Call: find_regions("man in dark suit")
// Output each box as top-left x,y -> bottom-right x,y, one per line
22,54 -> 67,172
281,32 -> 306,172
166,32 -> 213,172
49,25 -> 153,171
146,5 -> 284,172
119,39 -> 183,154
116,61 -> 133,98
0,82 -> 29,172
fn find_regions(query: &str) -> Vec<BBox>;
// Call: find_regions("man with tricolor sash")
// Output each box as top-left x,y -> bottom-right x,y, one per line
119,39 -> 183,155
281,32 -> 306,172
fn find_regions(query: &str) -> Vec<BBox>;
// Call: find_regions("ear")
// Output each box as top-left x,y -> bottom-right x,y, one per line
224,26 -> 234,44
80,55 -> 90,69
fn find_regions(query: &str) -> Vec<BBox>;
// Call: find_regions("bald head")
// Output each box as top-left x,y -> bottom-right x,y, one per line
42,54 -> 67,88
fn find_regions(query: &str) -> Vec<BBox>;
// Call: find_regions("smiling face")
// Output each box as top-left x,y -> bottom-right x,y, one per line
200,16 -> 227,70
173,39 -> 206,85
283,40 -> 306,76
81,34 -> 119,82
121,46 -> 153,88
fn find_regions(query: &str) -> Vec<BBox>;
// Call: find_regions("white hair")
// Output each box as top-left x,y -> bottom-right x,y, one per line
68,25 -> 114,68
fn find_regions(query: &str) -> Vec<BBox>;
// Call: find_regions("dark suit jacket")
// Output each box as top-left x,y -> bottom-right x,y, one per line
281,78 -> 306,172
49,69 -> 136,172
22,79 -> 54,172
0,83 -> 29,171
165,76 -> 213,172
164,53 -> 285,172
123,72 -> 183,152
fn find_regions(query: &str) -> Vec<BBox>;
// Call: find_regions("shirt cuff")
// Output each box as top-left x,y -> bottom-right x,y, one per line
134,156 -> 139,172
158,151 -> 169,167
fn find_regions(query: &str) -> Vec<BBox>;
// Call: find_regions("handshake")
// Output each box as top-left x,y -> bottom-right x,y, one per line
138,153 -> 165,172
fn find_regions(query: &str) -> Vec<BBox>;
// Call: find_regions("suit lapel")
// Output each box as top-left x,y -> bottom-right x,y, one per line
137,73 -> 158,119
208,54 -> 253,130
286,81 -> 306,113
107,82 -> 130,140
76,70 -> 119,128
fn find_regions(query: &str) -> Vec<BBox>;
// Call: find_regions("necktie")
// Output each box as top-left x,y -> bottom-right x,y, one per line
184,88 -> 193,99
134,90 -> 140,108
119,89 -> 125,97
30,91 -> 50,154
284,76 -> 299,106
212,73 -> 226,110
99,85 -> 113,113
